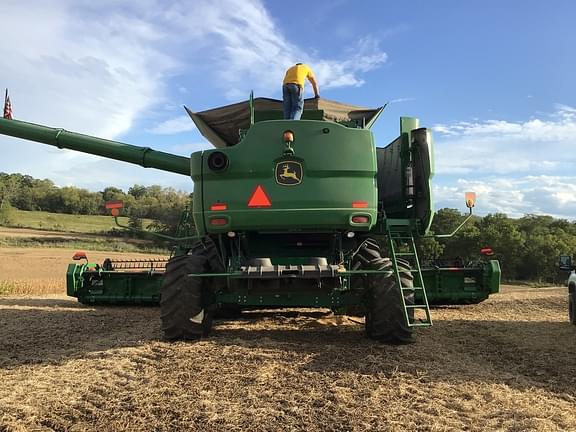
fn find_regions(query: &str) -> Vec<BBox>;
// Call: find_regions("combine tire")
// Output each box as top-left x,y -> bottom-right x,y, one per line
160,238 -> 225,341
355,239 -> 414,344
569,289 -> 576,325
160,254 -> 211,340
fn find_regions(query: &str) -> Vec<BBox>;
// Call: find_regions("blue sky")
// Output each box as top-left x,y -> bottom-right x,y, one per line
0,0 -> 574,218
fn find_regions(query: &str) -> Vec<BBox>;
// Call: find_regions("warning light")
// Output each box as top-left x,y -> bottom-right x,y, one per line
352,201 -> 368,208
465,192 -> 476,208
111,208 -> 120,217
105,200 -> 124,209
72,251 -> 88,261
283,130 -> 294,143
248,185 -> 272,207
210,203 -> 227,211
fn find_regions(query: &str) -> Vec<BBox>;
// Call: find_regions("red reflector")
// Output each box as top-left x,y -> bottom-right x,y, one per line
72,251 -> 87,261
210,218 -> 228,226
352,201 -> 368,208
248,185 -> 272,207
352,216 -> 369,224
211,203 -> 227,211
105,200 -> 124,209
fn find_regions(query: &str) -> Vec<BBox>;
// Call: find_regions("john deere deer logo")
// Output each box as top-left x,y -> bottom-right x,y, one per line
275,161 -> 303,185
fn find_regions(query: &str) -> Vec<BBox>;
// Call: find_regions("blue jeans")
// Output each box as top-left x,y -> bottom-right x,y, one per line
282,83 -> 304,120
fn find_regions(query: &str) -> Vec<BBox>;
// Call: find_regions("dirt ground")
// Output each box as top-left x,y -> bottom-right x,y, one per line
1,247 -> 576,431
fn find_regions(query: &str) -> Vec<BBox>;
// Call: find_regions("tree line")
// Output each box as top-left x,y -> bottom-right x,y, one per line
1,172 -> 575,283
420,209 -> 575,283
0,172 -> 189,235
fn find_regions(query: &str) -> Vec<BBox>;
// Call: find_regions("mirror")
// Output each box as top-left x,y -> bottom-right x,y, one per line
559,255 -> 572,271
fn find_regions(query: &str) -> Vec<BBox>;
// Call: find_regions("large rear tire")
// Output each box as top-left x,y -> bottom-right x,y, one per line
160,254 -> 212,340
160,238 -> 224,340
355,239 -> 414,344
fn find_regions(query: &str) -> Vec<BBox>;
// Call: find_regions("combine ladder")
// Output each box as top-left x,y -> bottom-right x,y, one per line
386,222 -> 432,327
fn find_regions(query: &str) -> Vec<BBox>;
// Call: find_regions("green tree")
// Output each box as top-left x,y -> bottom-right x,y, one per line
478,213 -> 525,280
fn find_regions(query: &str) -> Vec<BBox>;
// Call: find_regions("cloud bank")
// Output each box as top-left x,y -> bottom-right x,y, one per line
433,105 -> 576,219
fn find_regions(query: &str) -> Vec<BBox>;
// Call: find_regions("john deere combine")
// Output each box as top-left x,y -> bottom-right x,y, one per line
0,97 -> 500,343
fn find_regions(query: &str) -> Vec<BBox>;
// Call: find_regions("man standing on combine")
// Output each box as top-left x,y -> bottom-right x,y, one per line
282,63 -> 320,120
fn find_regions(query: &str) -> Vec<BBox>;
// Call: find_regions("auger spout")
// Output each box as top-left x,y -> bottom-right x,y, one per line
0,118 -> 191,176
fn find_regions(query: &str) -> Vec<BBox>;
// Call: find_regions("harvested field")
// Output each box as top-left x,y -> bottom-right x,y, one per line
0,247 -> 166,295
1,247 -> 576,431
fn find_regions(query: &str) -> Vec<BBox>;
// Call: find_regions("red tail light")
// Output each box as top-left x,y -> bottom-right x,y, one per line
352,216 -> 369,224
210,218 -> 228,226
210,203 -> 227,211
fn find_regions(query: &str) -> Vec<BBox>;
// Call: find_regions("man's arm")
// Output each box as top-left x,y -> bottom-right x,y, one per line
308,75 -> 320,98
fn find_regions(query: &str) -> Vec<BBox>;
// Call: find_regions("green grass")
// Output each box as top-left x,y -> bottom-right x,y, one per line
0,210 -> 169,253
4,209 -> 153,233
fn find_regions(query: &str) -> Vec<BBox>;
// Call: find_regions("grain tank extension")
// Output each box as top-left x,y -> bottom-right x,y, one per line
0,97 -> 500,343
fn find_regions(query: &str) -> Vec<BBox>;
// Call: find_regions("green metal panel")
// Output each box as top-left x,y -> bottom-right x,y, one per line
194,119 -> 378,233
75,271 -> 163,305
190,151 -> 206,236
422,260 -> 501,305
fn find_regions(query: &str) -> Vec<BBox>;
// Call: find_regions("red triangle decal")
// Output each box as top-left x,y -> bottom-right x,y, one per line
248,185 -> 272,207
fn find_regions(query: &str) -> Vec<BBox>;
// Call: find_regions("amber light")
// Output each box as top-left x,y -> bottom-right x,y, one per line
465,191 -> 476,208
283,130 -> 294,142
352,201 -> 368,208
210,218 -> 228,226
352,216 -> 369,224
210,203 -> 227,211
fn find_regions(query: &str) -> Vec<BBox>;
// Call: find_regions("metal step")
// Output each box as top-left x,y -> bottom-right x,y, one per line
387,224 -> 432,328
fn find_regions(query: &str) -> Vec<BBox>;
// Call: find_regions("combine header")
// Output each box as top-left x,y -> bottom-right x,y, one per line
0,96 -> 500,343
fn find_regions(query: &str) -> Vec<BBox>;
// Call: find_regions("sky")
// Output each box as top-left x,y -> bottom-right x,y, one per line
0,0 -> 574,219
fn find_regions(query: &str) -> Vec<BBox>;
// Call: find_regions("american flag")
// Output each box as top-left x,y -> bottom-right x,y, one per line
3,89 -> 13,119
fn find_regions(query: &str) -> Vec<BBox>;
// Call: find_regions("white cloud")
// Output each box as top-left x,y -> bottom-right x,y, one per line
148,116 -> 196,134
433,105 -> 576,176
0,0 -> 388,190
435,176 -> 576,220
432,105 -> 576,219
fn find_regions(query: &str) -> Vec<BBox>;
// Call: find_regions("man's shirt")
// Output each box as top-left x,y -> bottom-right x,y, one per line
283,64 -> 315,87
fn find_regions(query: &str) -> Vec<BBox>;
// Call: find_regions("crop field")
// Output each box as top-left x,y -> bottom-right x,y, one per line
1,246 -> 576,431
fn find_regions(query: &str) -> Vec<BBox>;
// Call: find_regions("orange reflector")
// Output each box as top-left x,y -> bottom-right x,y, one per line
248,185 -> 272,207
210,218 -> 228,226
111,208 -> 120,217
283,130 -> 294,142
465,191 -> 476,208
105,200 -> 124,209
352,201 -> 368,208
210,203 -> 227,211
352,216 -> 369,224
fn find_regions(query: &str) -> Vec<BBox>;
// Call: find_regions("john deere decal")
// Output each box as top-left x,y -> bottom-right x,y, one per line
275,161 -> 303,186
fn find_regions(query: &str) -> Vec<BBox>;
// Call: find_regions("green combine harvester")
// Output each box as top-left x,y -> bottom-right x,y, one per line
0,97 -> 500,343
